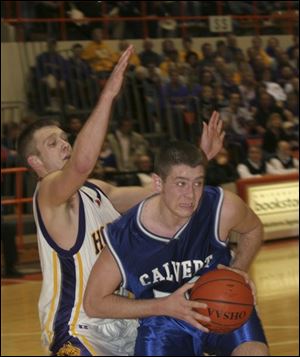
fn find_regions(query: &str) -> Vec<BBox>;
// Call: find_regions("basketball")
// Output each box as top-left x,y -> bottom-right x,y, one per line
190,269 -> 254,334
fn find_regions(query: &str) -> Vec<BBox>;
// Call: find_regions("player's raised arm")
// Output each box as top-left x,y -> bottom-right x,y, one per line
41,45 -> 133,206
199,111 -> 225,160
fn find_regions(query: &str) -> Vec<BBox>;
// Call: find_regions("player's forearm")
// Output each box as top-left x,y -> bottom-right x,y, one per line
230,221 -> 263,272
71,93 -> 114,175
84,293 -> 167,319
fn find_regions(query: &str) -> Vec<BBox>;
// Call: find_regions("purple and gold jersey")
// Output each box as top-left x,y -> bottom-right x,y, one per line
33,181 -> 137,356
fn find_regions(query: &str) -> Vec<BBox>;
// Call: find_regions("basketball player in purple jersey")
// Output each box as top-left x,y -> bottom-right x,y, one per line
84,141 -> 269,356
17,43 -> 224,356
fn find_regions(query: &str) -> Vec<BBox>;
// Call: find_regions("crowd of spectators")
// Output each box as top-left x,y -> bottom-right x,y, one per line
5,32 -> 299,187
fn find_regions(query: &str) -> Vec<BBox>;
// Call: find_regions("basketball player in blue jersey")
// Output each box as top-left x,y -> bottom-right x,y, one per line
17,42 -> 225,356
84,141 -> 270,356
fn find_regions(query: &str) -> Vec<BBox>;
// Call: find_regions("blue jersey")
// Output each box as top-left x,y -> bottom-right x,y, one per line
105,186 -> 231,299
104,185 -> 268,356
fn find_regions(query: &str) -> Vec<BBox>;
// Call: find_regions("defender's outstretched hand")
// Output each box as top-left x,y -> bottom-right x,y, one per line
102,45 -> 134,98
199,111 -> 225,160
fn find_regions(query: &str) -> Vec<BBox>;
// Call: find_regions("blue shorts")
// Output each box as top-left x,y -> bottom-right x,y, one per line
134,308 -> 267,356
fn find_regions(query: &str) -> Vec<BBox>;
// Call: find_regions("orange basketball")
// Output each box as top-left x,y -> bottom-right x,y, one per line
190,269 -> 254,334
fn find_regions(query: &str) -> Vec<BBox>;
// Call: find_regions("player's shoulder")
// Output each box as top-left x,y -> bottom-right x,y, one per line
203,185 -> 223,200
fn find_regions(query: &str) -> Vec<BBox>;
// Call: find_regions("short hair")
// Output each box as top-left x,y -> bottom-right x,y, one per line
154,141 -> 208,180
72,43 -> 83,50
17,118 -> 59,164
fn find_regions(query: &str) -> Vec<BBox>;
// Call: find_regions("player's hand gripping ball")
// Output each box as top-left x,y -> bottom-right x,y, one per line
190,269 -> 254,334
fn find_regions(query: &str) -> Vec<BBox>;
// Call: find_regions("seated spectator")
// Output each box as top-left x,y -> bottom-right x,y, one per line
183,54 -> 201,95
214,40 -> 231,63
90,138 -> 118,184
139,39 -> 162,68
225,33 -> 243,63
160,49 -> 180,79
66,116 -> 83,147
66,43 -> 98,109
206,148 -> 239,186
278,65 -> 297,93
221,67 -> 240,96
212,56 -> 228,85
248,36 -> 273,68
287,46 -> 299,72
35,38 -> 69,111
199,68 -> 216,88
221,92 -> 254,137
237,145 -> 280,178
81,28 -> 116,80
107,118 -> 150,172
198,43 -> 215,72
179,36 -> 202,63
261,68 -> 287,104
285,92 -> 299,119
268,140 -> 299,173
287,34 -> 299,60
221,92 -> 254,162
282,120 -> 299,150
161,39 -> 176,61
254,91 -> 286,132
214,85 -> 229,110
142,66 -> 165,132
238,71 -> 258,111
163,69 -> 189,108
284,76 -> 299,96
265,37 -> 281,59
262,113 -> 289,156
98,139 -> 118,173
198,85 -> 216,123
134,154 -> 154,187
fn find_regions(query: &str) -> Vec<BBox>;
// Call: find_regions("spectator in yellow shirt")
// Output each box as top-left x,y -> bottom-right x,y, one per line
179,36 -> 202,63
81,28 -> 116,78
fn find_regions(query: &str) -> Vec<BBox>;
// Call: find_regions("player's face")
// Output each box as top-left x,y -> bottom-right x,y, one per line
33,126 -> 72,173
161,164 -> 205,219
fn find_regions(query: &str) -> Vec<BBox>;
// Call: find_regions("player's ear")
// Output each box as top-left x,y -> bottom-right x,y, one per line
27,155 -> 42,170
152,173 -> 162,192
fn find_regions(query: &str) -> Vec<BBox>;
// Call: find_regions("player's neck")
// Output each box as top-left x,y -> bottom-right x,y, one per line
142,196 -> 189,238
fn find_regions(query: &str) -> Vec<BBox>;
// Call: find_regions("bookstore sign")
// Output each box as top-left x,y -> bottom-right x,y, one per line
248,181 -> 299,240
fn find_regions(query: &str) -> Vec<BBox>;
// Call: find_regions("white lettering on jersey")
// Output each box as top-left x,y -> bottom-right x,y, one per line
139,255 -> 213,286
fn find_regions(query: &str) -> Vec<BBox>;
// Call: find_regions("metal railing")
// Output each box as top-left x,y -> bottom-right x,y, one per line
2,1 -> 299,41
1,167 -> 33,249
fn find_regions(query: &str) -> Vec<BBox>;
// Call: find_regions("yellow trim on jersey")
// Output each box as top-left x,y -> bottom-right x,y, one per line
70,253 -> 84,335
79,335 -> 97,356
68,254 -> 97,355
45,251 -> 59,342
